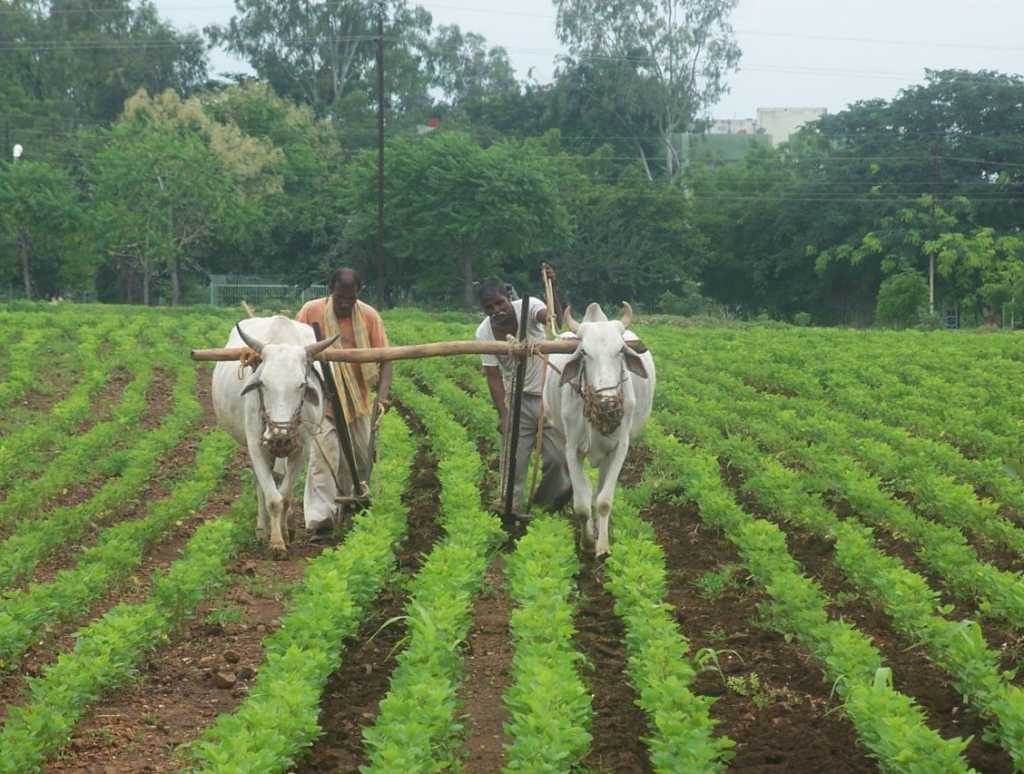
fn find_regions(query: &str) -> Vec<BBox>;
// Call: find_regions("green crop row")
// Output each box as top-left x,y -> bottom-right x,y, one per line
641,419 -> 977,773
656,355 -> 1024,558
361,381 -> 505,772
502,515 -> 591,771
605,484 -> 735,772
0,492 -> 254,773
658,400 -> 1024,767
0,320 -> 171,516
658,368 -> 1024,632
0,315 -> 156,490
192,413 -> 417,772
0,429 -> 237,670
0,326 -> 206,589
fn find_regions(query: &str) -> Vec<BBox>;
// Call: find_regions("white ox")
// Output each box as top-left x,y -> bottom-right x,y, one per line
212,316 -> 336,557
543,302 -> 655,557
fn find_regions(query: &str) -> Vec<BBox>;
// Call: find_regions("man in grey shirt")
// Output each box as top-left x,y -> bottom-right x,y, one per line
475,266 -> 572,518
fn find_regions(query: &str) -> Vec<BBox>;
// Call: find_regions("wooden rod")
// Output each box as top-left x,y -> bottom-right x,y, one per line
191,337 -> 648,363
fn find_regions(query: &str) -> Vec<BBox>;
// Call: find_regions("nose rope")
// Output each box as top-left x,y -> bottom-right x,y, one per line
254,363 -> 315,458
578,361 -> 628,435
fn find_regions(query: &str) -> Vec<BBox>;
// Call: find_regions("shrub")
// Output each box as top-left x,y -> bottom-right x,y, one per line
793,312 -> 812,327
876,271 -> 928,329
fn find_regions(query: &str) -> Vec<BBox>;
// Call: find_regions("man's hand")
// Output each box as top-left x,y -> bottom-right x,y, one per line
497,411 -> 508,436
541,262 -> 556,285
373,397 -> 391,431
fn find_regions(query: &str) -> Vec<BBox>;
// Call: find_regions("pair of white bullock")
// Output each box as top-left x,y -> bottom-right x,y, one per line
212,303 -> 654,558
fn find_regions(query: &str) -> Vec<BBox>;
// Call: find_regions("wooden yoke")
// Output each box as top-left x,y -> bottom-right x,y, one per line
191,337 -> 648,363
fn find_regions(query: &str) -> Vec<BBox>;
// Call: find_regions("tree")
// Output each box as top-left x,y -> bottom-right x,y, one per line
562,165 -> 708,306
0,159 -> 87,299
89,89 -> 282,305
876,271 -> 928,328
345,131 -> 570,308
554,0 -> 740,177
430,25 -> 518,111
200,81 -> 348,283
207,0 -> 434,128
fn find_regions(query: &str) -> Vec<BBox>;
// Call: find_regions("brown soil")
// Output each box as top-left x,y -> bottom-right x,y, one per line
0,369 -> 229,719
644,498 -> 877,773
576,546 -> 653,774
782,525 -> 1014,773
140,369 -> 175,431
295,422 -> 445,773
43,536 -> 319,774
76,367 -> 134,434
459,556 -> 514,773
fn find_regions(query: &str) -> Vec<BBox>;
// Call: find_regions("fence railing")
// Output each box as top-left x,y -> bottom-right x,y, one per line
208,284 -> 328,308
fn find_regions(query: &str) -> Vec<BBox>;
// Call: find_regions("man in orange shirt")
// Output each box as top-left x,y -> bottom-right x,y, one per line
297,267 -> 392,534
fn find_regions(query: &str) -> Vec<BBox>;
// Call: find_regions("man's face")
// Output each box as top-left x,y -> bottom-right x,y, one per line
482,292 -> 514,326
332,282 -> 359,318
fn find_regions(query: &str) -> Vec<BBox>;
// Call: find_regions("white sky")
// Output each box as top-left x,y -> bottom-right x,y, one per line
156,0 -> 1024,119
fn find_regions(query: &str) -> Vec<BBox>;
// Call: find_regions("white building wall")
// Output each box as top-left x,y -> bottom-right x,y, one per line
709,118 -> 757,135
756,107 -> 826,146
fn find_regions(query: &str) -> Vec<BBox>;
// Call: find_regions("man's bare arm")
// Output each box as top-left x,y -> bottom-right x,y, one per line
377,361 -> 393,407
483,366 -> 507,432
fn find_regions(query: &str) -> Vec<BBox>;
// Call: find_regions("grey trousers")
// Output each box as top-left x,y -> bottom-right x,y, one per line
507,394 -> 572,512
304,414 -> 372,528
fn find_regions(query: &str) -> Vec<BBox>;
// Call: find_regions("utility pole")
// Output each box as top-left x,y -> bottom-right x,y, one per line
375,1 -> 387,309
929,142 -> 941,316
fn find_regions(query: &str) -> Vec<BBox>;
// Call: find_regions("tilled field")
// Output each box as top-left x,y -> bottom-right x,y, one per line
0,304 -> 1022,772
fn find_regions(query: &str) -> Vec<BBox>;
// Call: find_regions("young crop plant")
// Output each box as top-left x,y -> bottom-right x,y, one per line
503,516 -> 591,771
657,365 -> 1024,631
0,491 -> 255,773
605,483 -> 736,772
192,413 -> 416,773
0,341 -> 203,588
360,382 -> 505,772
668,409 -> 1024,766
641,420 -> 977,773
0,314 -> 131,481
0,429 -> 237,669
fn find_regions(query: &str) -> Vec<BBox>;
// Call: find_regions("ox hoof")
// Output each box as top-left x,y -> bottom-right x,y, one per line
269,544 -> 289,561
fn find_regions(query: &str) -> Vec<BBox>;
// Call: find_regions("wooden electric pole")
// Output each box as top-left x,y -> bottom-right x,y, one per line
929,142 -> 941,316
375,3 -> 387,309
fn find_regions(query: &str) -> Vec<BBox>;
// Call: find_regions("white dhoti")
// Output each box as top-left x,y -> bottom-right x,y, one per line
304,414 -> 372,529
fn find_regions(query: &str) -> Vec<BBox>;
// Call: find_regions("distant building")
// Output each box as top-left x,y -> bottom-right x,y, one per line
709,118 -> 758,136
674,131 -> 773,167
756,107 -> 827,147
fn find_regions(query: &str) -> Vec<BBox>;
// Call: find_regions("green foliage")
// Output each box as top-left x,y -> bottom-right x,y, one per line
554,0 -> 741,177
503,517 -> 591,771
0,159 -> 89,299
359,380 -> 504,771
192,414 -> 417,773
345,131 -> 570,308
876,271 -> 929,329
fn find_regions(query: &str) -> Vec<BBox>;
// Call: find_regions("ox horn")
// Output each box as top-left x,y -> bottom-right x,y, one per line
621,301 -> 634,329
306,334 -> 340,359
563,306 -> 580,334
236,323 -> 264,354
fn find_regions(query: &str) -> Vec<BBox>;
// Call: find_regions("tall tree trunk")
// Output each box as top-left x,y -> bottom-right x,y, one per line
171,255 -> 181,306
463,253 -> 474,310
18,228 -> 33,300
142,262 -> 151,306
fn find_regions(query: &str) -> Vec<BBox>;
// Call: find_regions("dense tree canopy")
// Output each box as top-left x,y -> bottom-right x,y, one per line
1,0 -> 1023,329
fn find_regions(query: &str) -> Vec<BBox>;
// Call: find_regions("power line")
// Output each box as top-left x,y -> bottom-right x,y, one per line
3,0 -> 1024,57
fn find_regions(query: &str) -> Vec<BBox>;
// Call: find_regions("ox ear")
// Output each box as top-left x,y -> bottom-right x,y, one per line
560,351 -> 583,386
623,348 -> 648,380
240,376 -> 262,396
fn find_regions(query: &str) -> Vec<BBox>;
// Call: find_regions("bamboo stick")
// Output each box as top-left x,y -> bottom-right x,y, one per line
191,336 -> 647,363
